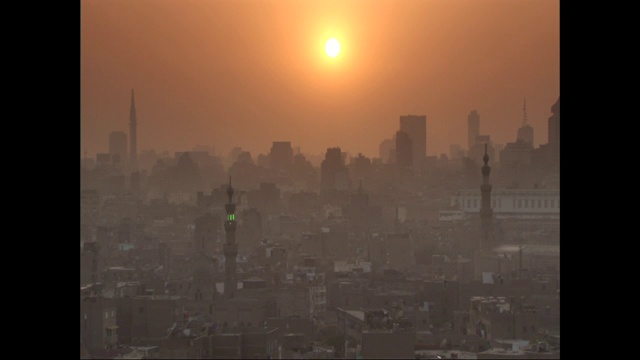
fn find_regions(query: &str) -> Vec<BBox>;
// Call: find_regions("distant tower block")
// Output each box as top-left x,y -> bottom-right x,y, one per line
223,177 -> 238,299
129,89 -> 137,170
400,114 -> 426,169
480,144 -> 494,251
467,110 -> 480,151
517,98 -> 534,145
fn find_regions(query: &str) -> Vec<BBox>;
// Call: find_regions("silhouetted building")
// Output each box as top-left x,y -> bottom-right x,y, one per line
270,141 -> 294,171
238,207 -> 262,253
517,125 -> 534,146
548,97 -> 560,162
129,89 -> 137,170
109,131 -> 128,167
395,130 -> 413,172
517,99 -> 534,145
379,137 -> 395,164
248,182 -> 281,214
468,110 -> 480,151
321,147 -> 349,192
400,114 -> 427,167
195,213 -> 218,258
500,140 -> 533,167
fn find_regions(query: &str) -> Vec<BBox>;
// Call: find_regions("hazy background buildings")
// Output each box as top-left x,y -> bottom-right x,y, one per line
81,0 -> 559,358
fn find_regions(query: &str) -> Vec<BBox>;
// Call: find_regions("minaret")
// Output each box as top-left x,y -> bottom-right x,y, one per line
223,177 -> 238,299
480,143 -> 493,251
129,89 -> 137,170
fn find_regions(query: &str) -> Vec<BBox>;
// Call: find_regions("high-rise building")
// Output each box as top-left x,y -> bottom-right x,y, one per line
400,115 -> 426,168
270,141 -> 294,171
108,131 -> 127,166
517,98 -> 534,145
548,97 -> 560,162
378,138 -> 395,164
321,147 -> 349,192
129,89 -> 137,170
395,130 -> 413,172
467,110 -> 480,151
223,179 -> 238,299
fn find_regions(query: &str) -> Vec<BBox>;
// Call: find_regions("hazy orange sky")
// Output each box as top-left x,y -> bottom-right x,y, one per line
81,0 -> 559,159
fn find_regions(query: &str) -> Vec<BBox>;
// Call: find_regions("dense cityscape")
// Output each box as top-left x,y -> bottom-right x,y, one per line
81,1 -> 559,358
81,92 -> 559,359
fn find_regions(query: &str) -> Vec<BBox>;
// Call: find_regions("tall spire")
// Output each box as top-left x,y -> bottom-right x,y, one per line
223,177 -> 238,299
129,89 -> 137,170
522,97 -> 528,127
480,143 -> 493,251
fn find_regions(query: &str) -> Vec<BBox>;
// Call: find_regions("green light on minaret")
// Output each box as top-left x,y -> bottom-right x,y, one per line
227,214 -> 235,221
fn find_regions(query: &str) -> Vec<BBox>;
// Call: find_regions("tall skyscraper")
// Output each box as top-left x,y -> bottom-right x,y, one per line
321,147 -> 349,192
517,98 -> 534,145
108,131 -> 127,165
399,115 -> 426,168
129,89 -> 137,170
270,141 -> 294,171
395,130 -> 413,172
548,97 -> 560,162
479,144 -> 493,251
467,110 -> 480,151
223,178 -> 238,299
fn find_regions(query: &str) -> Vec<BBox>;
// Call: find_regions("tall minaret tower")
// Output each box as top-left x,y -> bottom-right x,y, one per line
129,89 -> 137,170
480,143 -> 493,251
223,177 -> 238,299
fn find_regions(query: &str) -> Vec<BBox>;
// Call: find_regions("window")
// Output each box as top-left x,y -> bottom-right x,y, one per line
139,307 -> 144,314
544,199 -> 548,208
538,199 -> 542,208
105,312 -> 108,319
473,199 -> 478,208
551,200 -> 555,208
524,200 -> 528,208
522,325 -> 527,333
518,200 -> 522,208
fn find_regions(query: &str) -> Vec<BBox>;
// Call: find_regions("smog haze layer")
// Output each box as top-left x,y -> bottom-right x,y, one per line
81,0 -> 559,158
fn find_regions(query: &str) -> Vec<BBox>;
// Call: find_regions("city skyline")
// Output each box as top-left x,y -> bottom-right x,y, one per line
81,0 -> 559,159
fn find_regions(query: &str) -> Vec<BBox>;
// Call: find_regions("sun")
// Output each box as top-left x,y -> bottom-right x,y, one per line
325,38 -> 340,58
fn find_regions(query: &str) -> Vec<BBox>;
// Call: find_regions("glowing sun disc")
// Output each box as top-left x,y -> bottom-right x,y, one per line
325,38 -> 340,58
